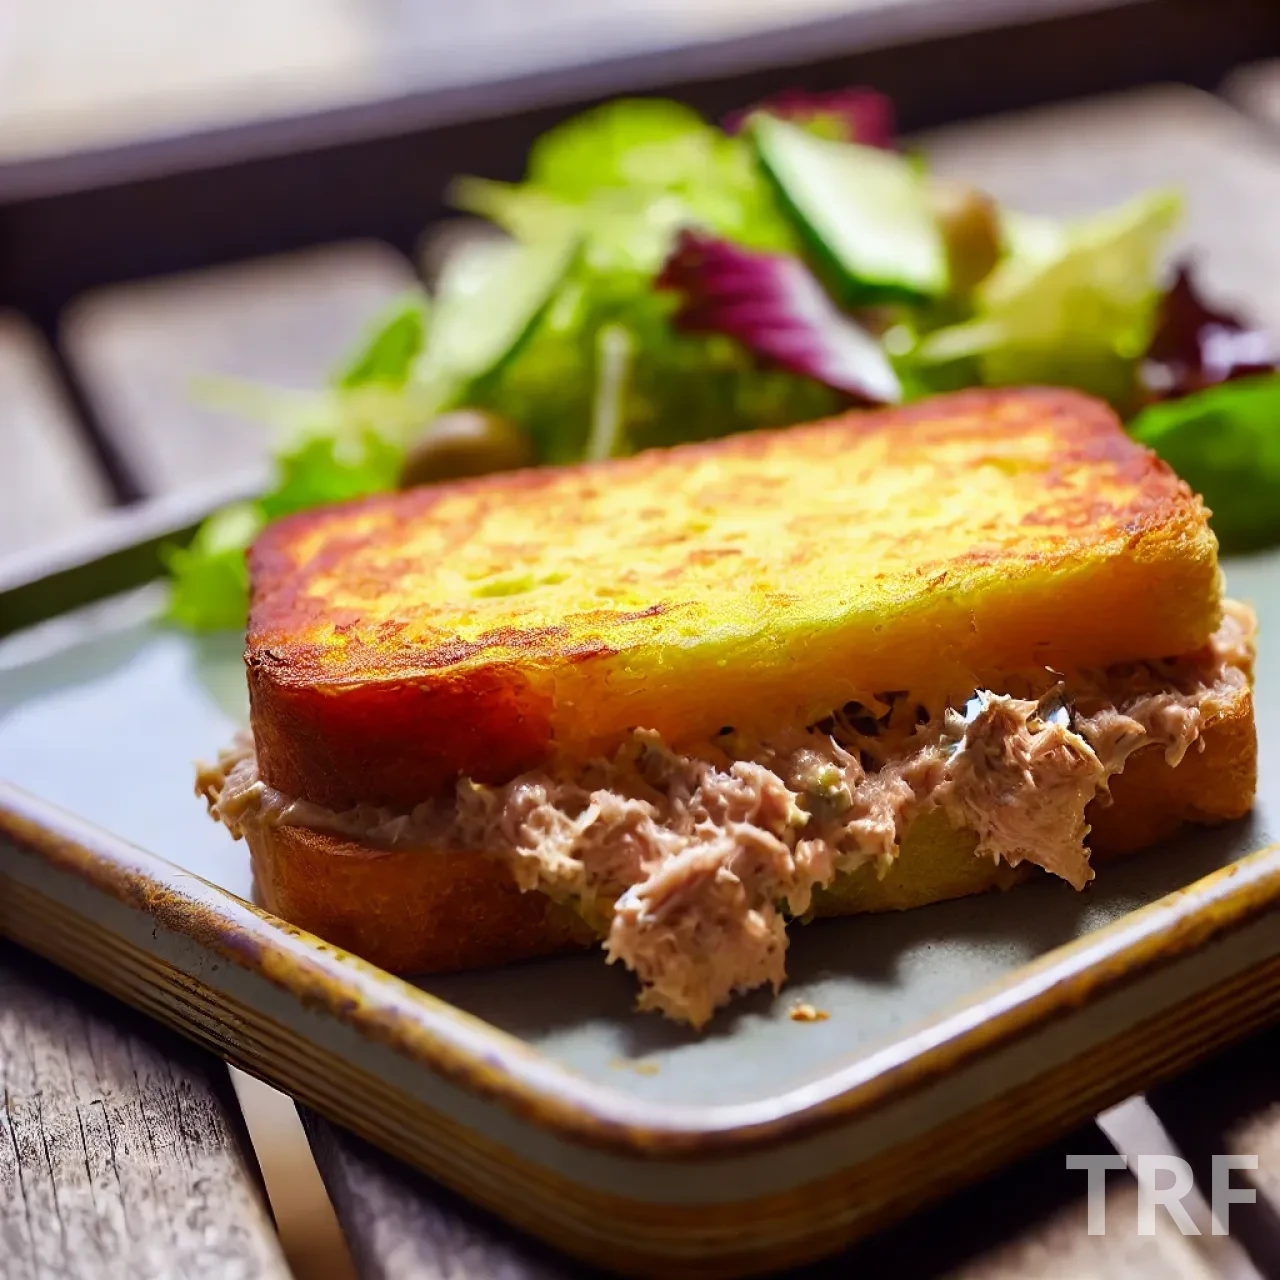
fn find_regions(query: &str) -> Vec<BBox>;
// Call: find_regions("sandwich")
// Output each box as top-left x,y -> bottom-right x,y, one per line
198,387 -> 1257,1027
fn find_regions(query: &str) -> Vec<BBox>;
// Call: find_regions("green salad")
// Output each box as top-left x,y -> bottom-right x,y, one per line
168,89 -> 1280,629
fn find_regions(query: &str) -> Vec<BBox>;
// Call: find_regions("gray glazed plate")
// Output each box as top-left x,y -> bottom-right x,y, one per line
0,547 -> 1278,1276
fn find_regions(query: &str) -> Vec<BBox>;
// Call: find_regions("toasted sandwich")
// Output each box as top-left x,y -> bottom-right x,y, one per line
199,388 -> 1257,1027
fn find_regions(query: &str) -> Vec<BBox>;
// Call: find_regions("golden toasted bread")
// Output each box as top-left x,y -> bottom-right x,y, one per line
244,683 -> 1255,974
248,388 -> 1218,810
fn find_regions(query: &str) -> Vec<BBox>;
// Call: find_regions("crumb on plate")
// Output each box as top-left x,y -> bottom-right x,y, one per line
789,1002 -> 830,1023
609,1057 -> 661,1075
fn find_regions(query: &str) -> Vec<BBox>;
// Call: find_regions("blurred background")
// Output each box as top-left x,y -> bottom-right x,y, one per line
0,0 -> 1166,163
3,3 -> 1280,1278
1,0 -> 1277,583
3,0 -> 1279,513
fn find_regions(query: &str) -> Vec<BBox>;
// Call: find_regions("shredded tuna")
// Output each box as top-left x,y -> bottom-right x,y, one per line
200,608 -> 1254,1027
941,691 -> 1106,890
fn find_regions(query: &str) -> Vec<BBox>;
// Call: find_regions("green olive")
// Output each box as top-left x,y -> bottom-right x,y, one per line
928,179 -> 1003,296
399,409 -> 535,488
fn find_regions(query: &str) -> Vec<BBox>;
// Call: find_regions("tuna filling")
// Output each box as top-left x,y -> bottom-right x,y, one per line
200,605 -> 1253,1027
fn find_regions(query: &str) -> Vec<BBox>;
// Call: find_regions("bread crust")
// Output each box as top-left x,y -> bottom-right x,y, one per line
245,687 -> 1255,975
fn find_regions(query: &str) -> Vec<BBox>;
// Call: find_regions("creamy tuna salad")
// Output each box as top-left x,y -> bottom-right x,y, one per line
200,603 -> 1254,1027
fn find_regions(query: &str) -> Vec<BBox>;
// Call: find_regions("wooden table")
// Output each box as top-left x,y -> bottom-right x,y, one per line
4,77 -> 1280,1279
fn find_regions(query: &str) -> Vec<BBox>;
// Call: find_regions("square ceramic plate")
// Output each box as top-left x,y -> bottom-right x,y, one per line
1,530 -> 1278,1277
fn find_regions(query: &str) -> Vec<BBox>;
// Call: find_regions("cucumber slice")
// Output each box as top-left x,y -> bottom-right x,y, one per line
418,230 -> 577,392
750,115 -> 948,305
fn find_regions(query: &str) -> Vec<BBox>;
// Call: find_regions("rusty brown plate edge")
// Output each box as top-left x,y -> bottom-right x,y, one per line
8,857 -> 1280,1277
3,776 -> 1278,1160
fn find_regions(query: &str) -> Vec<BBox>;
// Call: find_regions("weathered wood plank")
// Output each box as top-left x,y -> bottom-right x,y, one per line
298,1110 -> 578,1280
60,242 -> 417,498
0,940 -> 288,1280
1148,1027 -> 1280,1273
300,1111 -> 1210,1279
823,1120 -> 1214,1277
939,1184 -> 1210,1278
0,312 -> 110,557
917,84 -> 1280,339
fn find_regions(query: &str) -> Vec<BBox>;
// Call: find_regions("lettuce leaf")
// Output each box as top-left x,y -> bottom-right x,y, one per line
528,98 -> 724,198
334,292 -> 428,388
468,266 -> 840,465
449,100 -> 835,464
656,230 -> 900,403
526,98 -> 787,248
1140,260 -> 1276,401
162,503 -> 264,632
164,296 -> 430,630
1130,373 -> 1280,551
458,98 -> 796,258
260,428 -> 404,522
909,190 -> 1182,405
447,177 -> 578,244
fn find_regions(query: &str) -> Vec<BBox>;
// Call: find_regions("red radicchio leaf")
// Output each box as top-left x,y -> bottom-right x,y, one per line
655,229 -> 901,404
722,87 -> 894,148
1141,260 -> 1276,401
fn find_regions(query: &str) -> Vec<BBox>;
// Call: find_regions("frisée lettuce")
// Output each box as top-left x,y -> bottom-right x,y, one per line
908,190 -> 1182,407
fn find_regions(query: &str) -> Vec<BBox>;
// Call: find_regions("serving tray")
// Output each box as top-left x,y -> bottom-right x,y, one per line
0,538 -> 1278,1277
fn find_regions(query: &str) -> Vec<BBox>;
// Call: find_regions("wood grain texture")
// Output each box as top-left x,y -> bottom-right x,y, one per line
0,940 -> 288,1280
917,84 -> 1280,340
302,1114 -> 1210,1279
941,1184 -> 1214,1279
298,1110 -> 580,1280
0,312 -> 110,558
1149,1027 -> 1280,1274
836,1124 -> 1212,1279
59,242 -> 417,498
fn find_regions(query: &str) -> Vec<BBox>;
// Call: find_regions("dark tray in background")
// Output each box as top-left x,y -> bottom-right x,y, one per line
3,0 -> 1278,329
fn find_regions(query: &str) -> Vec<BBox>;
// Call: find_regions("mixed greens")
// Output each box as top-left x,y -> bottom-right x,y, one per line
169,89 -> 1280,629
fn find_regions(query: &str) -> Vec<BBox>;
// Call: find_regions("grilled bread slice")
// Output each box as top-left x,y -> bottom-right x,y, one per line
247,388 -> 1220,812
